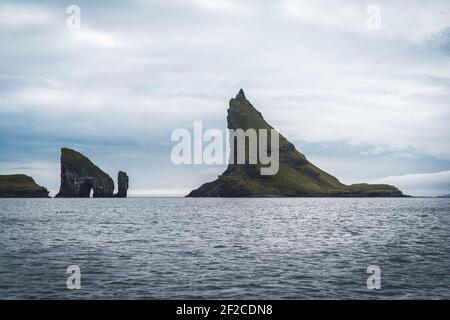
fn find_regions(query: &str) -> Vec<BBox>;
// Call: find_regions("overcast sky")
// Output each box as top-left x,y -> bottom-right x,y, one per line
1,0 -> 450,197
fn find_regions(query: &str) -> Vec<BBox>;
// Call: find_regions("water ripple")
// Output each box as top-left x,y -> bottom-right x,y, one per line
0,198 -> 449,299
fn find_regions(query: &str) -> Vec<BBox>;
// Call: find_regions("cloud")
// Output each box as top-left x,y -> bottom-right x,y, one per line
426,27 -> 450,55
1,0 -> 450,195
69,29 -> 119,48
0,3 -> 56,28
373,170 -> 450,197
193,0 -> 240,13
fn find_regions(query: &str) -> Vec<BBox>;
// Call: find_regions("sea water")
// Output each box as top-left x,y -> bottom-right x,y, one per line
0,198 -> 449,299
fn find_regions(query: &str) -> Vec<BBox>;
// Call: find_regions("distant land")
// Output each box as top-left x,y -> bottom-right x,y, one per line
437,194 -> 450,198
0,148 -> 128,198
0,174 -> 50,198
188,90 -> 405,197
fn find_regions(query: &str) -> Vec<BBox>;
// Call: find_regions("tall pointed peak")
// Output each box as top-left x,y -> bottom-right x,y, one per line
187,91 -> 405,198
236,88 -> 246,100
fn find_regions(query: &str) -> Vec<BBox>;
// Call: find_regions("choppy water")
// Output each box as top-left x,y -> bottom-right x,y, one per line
0,198 -> 449,299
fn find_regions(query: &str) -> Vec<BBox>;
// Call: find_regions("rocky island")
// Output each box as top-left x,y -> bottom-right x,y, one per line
115,171 -> 129,198
188,89 -> 405,197
55,148 -> 128,198
0,174 -> 50,198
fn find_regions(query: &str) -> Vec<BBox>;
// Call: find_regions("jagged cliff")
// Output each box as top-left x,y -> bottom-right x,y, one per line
0,174 -> 50,198
187,89 -> 405,197
55,148 -> 128,198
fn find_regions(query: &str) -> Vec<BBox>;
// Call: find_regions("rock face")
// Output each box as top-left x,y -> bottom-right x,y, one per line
56,148 -> 115,198
115,171 -> 129,198
187,89 -> 405,197
0,174 -> 50,198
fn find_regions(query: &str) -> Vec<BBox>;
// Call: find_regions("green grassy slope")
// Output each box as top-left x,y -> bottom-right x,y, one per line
60,148 -> 113,182
188,90 -> 404,197
0,174 -> 50,197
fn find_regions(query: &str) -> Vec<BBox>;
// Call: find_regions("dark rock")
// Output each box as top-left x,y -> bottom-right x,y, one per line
55,148 -> 115,198
0,174 -> 50,198
115,171 -> 129,198
187,89 -> 405,197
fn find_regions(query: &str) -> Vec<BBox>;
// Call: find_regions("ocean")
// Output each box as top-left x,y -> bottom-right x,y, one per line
1,198 -> 449,299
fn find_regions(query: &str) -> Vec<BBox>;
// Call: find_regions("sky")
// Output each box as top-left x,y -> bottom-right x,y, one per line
0,0 -> 449,197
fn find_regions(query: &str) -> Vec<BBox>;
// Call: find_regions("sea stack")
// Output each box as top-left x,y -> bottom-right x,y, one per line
55,148 -> 115,198
115,171 -> 129,198
0,174 -> 50,198
187,89 -> 405,197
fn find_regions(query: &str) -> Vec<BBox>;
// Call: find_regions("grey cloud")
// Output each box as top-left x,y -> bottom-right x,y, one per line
1,0 -> 450,195
426,27 -> 450,55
